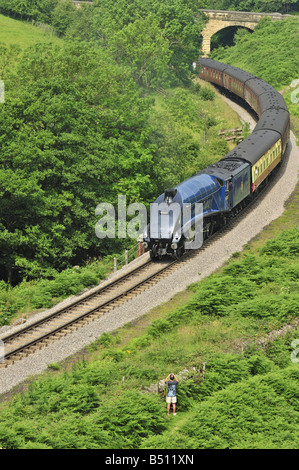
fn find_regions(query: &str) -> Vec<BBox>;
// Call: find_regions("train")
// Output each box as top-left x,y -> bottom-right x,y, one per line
142,58 -> 290,260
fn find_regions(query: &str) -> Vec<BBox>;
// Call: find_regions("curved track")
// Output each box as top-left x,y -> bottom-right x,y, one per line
0,259 -> 176,366
0,60 -> 293,369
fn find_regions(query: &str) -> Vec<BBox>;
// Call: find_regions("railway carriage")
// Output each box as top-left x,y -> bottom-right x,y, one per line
222,129 -> 282,192
253,108 -> 290,154
198,58 -> 227,86
143,59 -> 290,259
222,66 -> 253,100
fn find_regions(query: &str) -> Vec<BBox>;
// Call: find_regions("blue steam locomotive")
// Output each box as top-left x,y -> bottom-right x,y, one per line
142,59 -> 290,260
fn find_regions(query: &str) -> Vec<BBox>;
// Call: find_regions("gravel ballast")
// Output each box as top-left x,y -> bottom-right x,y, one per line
0,102 -> 298,396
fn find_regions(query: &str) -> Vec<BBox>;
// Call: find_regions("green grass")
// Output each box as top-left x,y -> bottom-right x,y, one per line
0,13 -> 62,49
211,17 -> 299,90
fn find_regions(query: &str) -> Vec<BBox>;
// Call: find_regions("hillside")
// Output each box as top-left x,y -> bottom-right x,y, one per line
0,13 -> 62,48
0,207 -> 298,448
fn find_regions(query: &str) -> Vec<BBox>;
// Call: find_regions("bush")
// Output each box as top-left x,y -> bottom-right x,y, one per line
95,391 -> 167,448
199,86 -> 215,101
0,262 -> 107,325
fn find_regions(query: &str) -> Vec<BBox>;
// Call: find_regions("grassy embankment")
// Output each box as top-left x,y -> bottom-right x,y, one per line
0,117 -> 298,448
0,13 -> 61,48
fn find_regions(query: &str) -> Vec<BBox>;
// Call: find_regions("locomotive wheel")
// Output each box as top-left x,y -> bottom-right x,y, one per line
174,246 -> 184,259
150,245 -> 157,261
203,222 -> 213,240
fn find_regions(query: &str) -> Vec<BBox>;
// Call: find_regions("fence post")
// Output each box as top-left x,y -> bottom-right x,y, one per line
137,241 -> 145,256
114,257 -> 117,272
125,250 -> 128,265
0,340 -> 4,364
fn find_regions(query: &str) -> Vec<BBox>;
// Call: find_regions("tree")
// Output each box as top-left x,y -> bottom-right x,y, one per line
51,0 -> 76,35
0,42 -> 156,282
108,15 -> 173,88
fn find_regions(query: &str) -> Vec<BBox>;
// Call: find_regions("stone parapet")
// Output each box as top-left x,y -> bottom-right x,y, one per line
200,9 -> 291,56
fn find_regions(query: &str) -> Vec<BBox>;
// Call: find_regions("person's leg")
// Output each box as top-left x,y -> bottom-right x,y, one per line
166,397 -> 171,414
172,397 -> 177,415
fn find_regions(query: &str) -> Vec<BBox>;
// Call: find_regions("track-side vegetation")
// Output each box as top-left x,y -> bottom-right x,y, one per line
0,225 -> 298,448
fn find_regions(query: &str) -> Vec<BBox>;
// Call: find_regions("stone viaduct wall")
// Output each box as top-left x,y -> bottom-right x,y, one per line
200,9 -> 291,56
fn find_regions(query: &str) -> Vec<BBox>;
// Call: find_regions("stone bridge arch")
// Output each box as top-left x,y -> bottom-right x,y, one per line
200,9 -> 290,56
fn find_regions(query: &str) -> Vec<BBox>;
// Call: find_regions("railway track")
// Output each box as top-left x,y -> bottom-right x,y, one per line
0,230 -> 224,368
0,143 -> 283,369
0,258 -> 178,367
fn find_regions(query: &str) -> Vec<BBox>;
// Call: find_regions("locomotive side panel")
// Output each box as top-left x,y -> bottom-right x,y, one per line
251,138 -> 282,191
231,164 -> 251,207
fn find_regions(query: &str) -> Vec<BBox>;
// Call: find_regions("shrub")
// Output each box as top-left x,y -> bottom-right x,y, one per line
199,86 -> 215,101
95,391 -> 167,448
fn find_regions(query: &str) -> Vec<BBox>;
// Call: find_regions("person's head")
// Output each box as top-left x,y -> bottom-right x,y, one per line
170,374 -> 174,380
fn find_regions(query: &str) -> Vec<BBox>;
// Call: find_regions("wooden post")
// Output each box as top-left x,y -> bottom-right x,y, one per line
114,257 -> 117,272
125,250 -> 128,265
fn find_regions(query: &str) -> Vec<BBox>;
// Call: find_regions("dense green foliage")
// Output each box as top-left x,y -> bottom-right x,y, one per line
0,227 -> 298,448
0,42 -> 156,280
0,0 -> 76,34
211,17 -> 299,89
1,0 -> 298,26
0,0 -> 206,80
0,40 -> 228,287
203,0 -> 299,13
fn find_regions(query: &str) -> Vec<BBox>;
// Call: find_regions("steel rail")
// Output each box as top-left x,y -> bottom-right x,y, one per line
1,259 -> 153,344
2,259 -> 177,362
